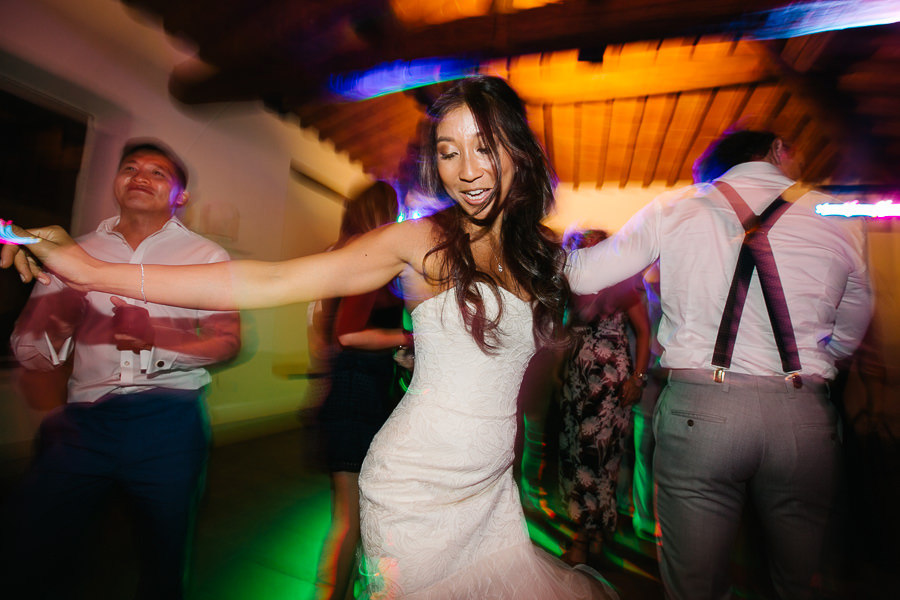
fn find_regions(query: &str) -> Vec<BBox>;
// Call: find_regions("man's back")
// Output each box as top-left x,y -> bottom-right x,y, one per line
566,129 -> 873,600
654,160 -> 870,377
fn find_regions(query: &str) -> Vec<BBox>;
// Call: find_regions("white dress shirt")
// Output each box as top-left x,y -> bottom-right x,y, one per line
12,216 -> 240,403
566,161 -> 872,379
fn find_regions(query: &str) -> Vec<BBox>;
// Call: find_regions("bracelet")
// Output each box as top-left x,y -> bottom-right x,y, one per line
140,263 -> 147,304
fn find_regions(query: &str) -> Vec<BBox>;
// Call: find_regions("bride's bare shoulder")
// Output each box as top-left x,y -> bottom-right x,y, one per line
392,215 -> 440,236
383,217 -> 448,296
380,217 -> 442,255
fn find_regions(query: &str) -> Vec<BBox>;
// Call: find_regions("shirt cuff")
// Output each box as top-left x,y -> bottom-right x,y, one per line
144,346 -> 179,373
43,331 -> 74,366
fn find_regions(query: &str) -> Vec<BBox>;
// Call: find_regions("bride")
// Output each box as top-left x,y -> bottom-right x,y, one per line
3,76 -> 618,599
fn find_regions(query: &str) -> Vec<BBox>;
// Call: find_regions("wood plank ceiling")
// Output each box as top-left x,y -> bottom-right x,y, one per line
121,0 -> 900,193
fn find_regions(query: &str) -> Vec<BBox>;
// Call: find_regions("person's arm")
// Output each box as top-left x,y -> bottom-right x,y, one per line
10,277 -> 87,370
144,310 -> 241,371
3,220 -> 420,311
824,214 -> 873,361
619,292 -> 652,406
108,296 -> 240,365
334,291 -> 380,338
337,328 -> 408,350
565,200 -> 661,295
826,262 -> 873,361
331,281 -> 409,351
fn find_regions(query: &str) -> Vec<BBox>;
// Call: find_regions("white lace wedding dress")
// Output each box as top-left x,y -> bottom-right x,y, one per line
358,286 -> 619,599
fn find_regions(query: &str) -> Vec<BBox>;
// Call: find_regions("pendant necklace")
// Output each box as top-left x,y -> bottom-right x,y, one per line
490,245 -> 503,273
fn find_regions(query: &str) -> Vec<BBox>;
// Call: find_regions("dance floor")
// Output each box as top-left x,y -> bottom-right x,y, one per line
1,417 -> 897,599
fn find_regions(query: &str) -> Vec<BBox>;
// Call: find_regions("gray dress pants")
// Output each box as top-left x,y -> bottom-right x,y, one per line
653,369 -> 842,600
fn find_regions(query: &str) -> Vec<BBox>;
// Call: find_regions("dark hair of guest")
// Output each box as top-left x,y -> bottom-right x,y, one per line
119,138 -> 189,189
417,75 -> 569,352
335,180 -> 399,249
692,129 -> 777,183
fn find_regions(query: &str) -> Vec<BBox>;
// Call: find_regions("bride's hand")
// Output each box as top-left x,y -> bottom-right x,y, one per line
0,224 -> 89,286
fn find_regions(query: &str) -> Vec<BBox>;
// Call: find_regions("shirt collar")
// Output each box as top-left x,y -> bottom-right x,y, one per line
719,160 -> 794,185
97,215 -> 188,236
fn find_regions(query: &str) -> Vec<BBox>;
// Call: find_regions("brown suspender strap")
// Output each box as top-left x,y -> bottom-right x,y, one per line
711,181 -> 801,373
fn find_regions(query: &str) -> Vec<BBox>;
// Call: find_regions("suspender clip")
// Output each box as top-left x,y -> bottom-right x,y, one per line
786,373 -> 803,389
714,368 -> 726,383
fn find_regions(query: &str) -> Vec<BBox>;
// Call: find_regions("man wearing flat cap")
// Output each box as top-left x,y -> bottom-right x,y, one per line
4,139 -> 241,599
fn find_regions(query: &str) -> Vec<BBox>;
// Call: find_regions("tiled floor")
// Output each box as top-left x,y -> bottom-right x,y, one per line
3,418 -> 899,599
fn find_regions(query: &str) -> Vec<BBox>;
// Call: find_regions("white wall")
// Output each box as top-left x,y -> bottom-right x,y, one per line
0,0 -> 371,449
549,182 -> 671,234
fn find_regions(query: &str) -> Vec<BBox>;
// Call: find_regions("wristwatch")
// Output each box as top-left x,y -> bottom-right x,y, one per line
632,372 -> 648,387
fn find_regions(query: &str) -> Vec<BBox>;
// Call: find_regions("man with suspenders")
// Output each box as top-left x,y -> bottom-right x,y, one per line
566,130 -> 872,599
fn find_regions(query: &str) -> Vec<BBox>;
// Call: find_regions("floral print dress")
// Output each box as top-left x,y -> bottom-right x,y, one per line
558,310 -> 635,538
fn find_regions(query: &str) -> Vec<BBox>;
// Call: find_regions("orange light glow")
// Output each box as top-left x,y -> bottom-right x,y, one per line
390,0 -> 561,27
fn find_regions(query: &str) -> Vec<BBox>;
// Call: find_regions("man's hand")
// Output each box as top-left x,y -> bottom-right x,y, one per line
44,292 -> 89,348
111,296 -> 155,351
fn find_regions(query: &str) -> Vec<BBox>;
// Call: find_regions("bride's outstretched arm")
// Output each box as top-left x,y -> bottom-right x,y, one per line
1,221 -> 415,311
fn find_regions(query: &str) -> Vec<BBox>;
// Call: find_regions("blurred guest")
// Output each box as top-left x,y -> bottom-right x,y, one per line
313,181 -> 409,600
2,139 -> 240,599
558,230 -> 650,565
566,129 -> 872,599
630,260 -> 663,542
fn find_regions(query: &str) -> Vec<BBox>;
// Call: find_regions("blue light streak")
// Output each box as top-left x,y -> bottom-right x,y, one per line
330,57 -> 479,100
0,219 -> 40,245
816,200 -> 900,218
741,0 -> 900,40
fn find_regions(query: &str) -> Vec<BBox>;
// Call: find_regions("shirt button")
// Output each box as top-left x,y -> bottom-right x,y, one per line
687,419 -> 694,427
156,360 -> 165,368
124,361 -> 131,367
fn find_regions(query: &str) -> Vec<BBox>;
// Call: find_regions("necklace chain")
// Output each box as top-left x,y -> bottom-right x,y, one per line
490,244 -> 503,273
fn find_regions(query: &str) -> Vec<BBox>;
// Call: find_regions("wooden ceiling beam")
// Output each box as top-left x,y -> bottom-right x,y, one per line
118,2 -> 900,187
310,96 -> 415,141
383,0 -> 788,64
619,95 -> 646,188
667,90 -> 716,186
840,66 -> 900,95
594,100 -> 613,189
757,40 -> 866,178
643,93 -> 679,187
510,41 -> 772,104
132,0 -> 791,105
294,104 -> 344,133
330,110 -> 418,155
572,102 -> 582,189
857,96 -> 900,118
154,0 -> 394,64
779,31 -> 834,73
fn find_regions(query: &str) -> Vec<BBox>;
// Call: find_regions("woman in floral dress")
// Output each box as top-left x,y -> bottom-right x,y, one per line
558,231 -> 651,565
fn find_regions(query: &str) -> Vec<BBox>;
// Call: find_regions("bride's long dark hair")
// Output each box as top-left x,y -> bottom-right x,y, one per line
417,75 -> 569,352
